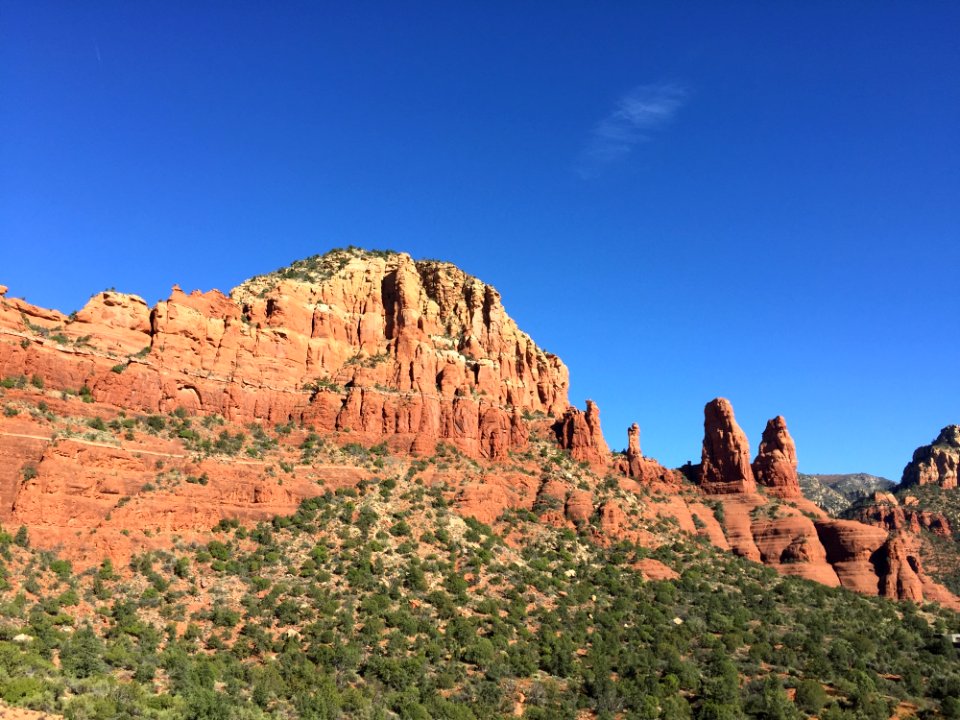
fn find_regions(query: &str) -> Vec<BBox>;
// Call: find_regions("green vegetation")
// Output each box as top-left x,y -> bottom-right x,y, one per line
889,485 -> 960,596
0,471 -> 956,720
241,247 -> 399,294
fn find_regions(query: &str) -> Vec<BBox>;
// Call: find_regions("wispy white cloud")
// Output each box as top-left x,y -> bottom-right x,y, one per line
578,83 -> 688,177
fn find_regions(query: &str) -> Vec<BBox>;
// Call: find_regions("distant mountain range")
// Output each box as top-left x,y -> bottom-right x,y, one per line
799,472 -> 896,515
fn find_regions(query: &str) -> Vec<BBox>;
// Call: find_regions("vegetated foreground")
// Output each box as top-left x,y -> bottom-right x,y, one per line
0,247 -> 958,719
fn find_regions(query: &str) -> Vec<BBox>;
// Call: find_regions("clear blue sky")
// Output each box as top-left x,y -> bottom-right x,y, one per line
3,2 -> 958,480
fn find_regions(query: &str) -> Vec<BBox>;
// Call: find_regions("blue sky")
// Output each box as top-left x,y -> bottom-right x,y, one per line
2,2 -> 958,480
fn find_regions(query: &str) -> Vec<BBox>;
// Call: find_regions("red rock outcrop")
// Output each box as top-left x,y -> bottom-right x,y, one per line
814,519 -> 890,594
6,432 -> 366,568
614,423 -> 683,484
455,471 -> 541,525
752,415 -> 802,499
70,291 -> 152,356
751,515 -> 841,586
847,492 -> 952,538
0,250 -> 570,461
901,425 -> 960,489
633,558 -> 679,581
626,423 -> 641,469
3,251 -> 959,611
699,398 -> 757,494
874,532 -> 926,603
554,400 -> 609,468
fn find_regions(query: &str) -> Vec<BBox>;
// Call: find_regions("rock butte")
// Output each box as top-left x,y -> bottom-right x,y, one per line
901,425 -> 960,489
0,249 -> 956,609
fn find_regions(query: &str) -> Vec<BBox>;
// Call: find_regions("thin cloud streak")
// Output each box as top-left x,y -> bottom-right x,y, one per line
578,83 -> 687,177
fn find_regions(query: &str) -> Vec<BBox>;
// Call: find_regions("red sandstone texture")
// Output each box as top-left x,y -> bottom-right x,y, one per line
1,250 -> 569,461
699,398 -> 757,494
901,425 -> 960,489
2,251 -> 958,609
752,415 -> 802,499
847,492 -> 952,538
554,400 -> 609,469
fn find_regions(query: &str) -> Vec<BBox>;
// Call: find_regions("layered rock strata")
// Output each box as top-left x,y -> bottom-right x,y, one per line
699,398 -> 757,494
752,416 -> 802,499
0,251 -> 570,460
554,400 -> 609,468
901,425 -> 960,489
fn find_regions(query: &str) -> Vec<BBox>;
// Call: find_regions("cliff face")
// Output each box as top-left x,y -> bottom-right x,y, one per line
0,250 -> 569,461
554,400 -> 609,469
845,492 -> 952,538
1,254 -> 957,610
902,425 -> 960,489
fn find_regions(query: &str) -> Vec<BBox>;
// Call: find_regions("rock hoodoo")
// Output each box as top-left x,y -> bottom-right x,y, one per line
901,425 -> 960,489
616,423 -> 681,484
554,399 -> 609,468
699,398 -> 757,494
752,415 -> 802,499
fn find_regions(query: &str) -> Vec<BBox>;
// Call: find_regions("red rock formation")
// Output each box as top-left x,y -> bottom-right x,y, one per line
751,515 -> 840,586
901,425 -> 960,489
69,292 -> 152,356
626,423 -> 641,468
752,415 -> 802,499
564,489 -> 594,525
455,471 -> 540,525
814,519 -> 889,594
633,558 -> 679,581
0,250 -> 570,461
6,433 -> 365,568
614,423 -> 683,484
699,398 -> 757,494
554,400 -> 609,468
875,532 -> 926,603
0,420 -> 47,516
3,251 -> 959,610
847,492 -> 952,538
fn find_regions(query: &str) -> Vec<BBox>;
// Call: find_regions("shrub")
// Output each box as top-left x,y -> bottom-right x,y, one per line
795,679 -> 828,714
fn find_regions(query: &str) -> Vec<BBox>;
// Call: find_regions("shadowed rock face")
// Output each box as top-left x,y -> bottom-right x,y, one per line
846,492 -> 952,538
554,400 -> 609,469
752,416 -> 802,499
699,398 -> 757,494
902,425 -> 960,489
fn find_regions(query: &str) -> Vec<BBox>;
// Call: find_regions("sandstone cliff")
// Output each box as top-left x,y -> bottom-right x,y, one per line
0,250 -> 570,461
2,251 -> 958,610
554,400 -> 609,469
902,425 -> 960,489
